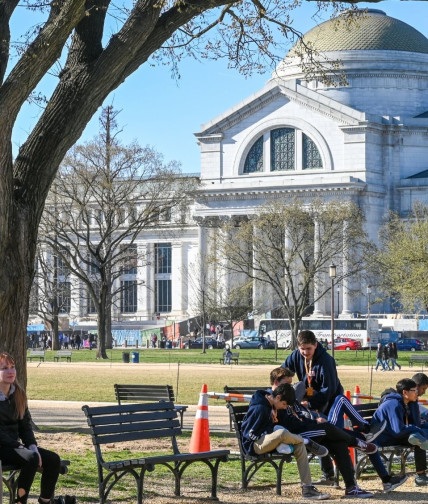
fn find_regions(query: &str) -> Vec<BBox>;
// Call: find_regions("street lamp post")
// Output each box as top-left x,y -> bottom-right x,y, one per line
329,264 -> 337,359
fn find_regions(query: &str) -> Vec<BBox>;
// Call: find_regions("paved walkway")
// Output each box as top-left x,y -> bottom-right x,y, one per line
29,400 -> 231,432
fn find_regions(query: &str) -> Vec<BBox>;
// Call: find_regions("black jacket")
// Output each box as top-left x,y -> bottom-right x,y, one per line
0,390 -> 36,448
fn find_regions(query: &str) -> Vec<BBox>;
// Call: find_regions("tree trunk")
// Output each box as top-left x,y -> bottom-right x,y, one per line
96,290 -> 108,359
0,206 -> 38,387
51,312 -> 60,351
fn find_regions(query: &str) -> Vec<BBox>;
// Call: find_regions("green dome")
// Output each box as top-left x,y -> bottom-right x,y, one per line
289,9 -> 428,55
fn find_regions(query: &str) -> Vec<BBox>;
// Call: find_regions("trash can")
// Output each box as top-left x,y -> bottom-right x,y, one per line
122,351 -> 130,363
131,351 -> 140,363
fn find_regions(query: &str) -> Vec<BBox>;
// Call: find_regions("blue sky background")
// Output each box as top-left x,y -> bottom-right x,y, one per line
10,1 -> 428,173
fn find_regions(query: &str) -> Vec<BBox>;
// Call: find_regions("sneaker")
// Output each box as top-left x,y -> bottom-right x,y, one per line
302,485 -> 331,500
355,439 -> 378,454
383,474 -> 408,493
276,443 -> 294,454
314,476 -> 336,486
305,438 -> 329,457
364,420 -> 387,443
415,473 -> 428,486
344,485 -> 374,498
409,432 -> 428,450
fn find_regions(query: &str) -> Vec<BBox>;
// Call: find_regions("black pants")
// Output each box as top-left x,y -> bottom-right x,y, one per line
290,422 -> 356,488
1,446 -> 61,500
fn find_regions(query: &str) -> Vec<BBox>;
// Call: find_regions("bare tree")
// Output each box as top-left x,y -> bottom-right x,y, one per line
0,1 -> 380,383
39,106 -> 197,359
210,282 -> 255,349
32,246 -> 75,351
215,198 -> 374,349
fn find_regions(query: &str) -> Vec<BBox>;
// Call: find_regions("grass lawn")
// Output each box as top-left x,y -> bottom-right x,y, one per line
27,350 -> 415,405
32,346 -> 395,366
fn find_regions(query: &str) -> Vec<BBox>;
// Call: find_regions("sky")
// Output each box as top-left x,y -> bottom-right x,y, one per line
10,1 -> 428,174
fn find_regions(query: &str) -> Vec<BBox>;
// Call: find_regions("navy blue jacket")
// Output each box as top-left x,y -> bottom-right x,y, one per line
241,390 -> 277,456
373,391 -> 424,446
282,343 -> 343,413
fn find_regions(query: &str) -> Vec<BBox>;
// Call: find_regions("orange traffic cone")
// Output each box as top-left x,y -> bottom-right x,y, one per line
189,384 -> 211,453
353,385 -> 362,405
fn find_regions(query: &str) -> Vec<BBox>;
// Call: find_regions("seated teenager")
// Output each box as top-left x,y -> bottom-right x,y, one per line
0,352 -> 62,504
373,378 -> 428,486
241,383 -> 331,500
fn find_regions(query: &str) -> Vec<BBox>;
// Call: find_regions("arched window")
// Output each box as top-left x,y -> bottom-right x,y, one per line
271,128 -> 295,171
243,136 -> 263,173
242,127 -> 323,174
303,133 -> 323,170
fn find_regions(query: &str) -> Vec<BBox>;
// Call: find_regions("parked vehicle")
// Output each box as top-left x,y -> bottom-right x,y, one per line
184,337 -> 225,350
395,338 -> 424,352
233,336 -> 275,350
327,337 -> 362,351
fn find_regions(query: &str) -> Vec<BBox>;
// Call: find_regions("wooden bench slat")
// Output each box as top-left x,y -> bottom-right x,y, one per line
84,401 -> 174,417
86,407 -> 177,427
92,426 -> 182,445
91,419 -> 180,437
114,384 -> 187,428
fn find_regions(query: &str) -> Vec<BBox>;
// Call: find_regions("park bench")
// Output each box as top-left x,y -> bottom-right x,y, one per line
223,386 -> 263,431
227,402 -> 293,495
219,352 -> 239,365
351,402 -> 413,478
1,459 -> 69,504
409,354 -> 428,367
114,384 -> 188,428
82,402 -> 229,504
27,350 -> 45,362
54,351 -> 72,362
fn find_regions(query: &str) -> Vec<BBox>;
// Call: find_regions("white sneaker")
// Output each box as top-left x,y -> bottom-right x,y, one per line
276,443 -> 294,454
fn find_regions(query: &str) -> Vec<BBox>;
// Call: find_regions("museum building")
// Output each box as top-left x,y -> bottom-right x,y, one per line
30,9 -> 428,328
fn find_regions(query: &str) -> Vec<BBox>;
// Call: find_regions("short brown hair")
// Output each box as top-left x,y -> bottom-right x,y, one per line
270,366 -> 295,385
297,330 -> 317,346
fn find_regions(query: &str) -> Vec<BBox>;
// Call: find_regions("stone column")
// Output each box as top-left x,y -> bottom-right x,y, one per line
136,243 -> 149,319
171,241 -> 184,316
312,219 -> 324,316
341,221 -> 352,316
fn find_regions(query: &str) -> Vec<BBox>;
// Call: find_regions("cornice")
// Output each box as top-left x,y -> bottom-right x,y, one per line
197,184 -> 367,202
345,72 -> 428,82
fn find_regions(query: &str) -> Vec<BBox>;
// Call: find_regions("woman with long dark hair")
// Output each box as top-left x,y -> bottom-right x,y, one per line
0,352 -> 61,504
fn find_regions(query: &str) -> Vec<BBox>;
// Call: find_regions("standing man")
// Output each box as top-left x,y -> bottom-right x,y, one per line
282,330 -> 343,415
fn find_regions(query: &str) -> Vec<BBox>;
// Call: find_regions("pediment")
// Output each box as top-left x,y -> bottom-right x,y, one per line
195,79 -> 368,138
